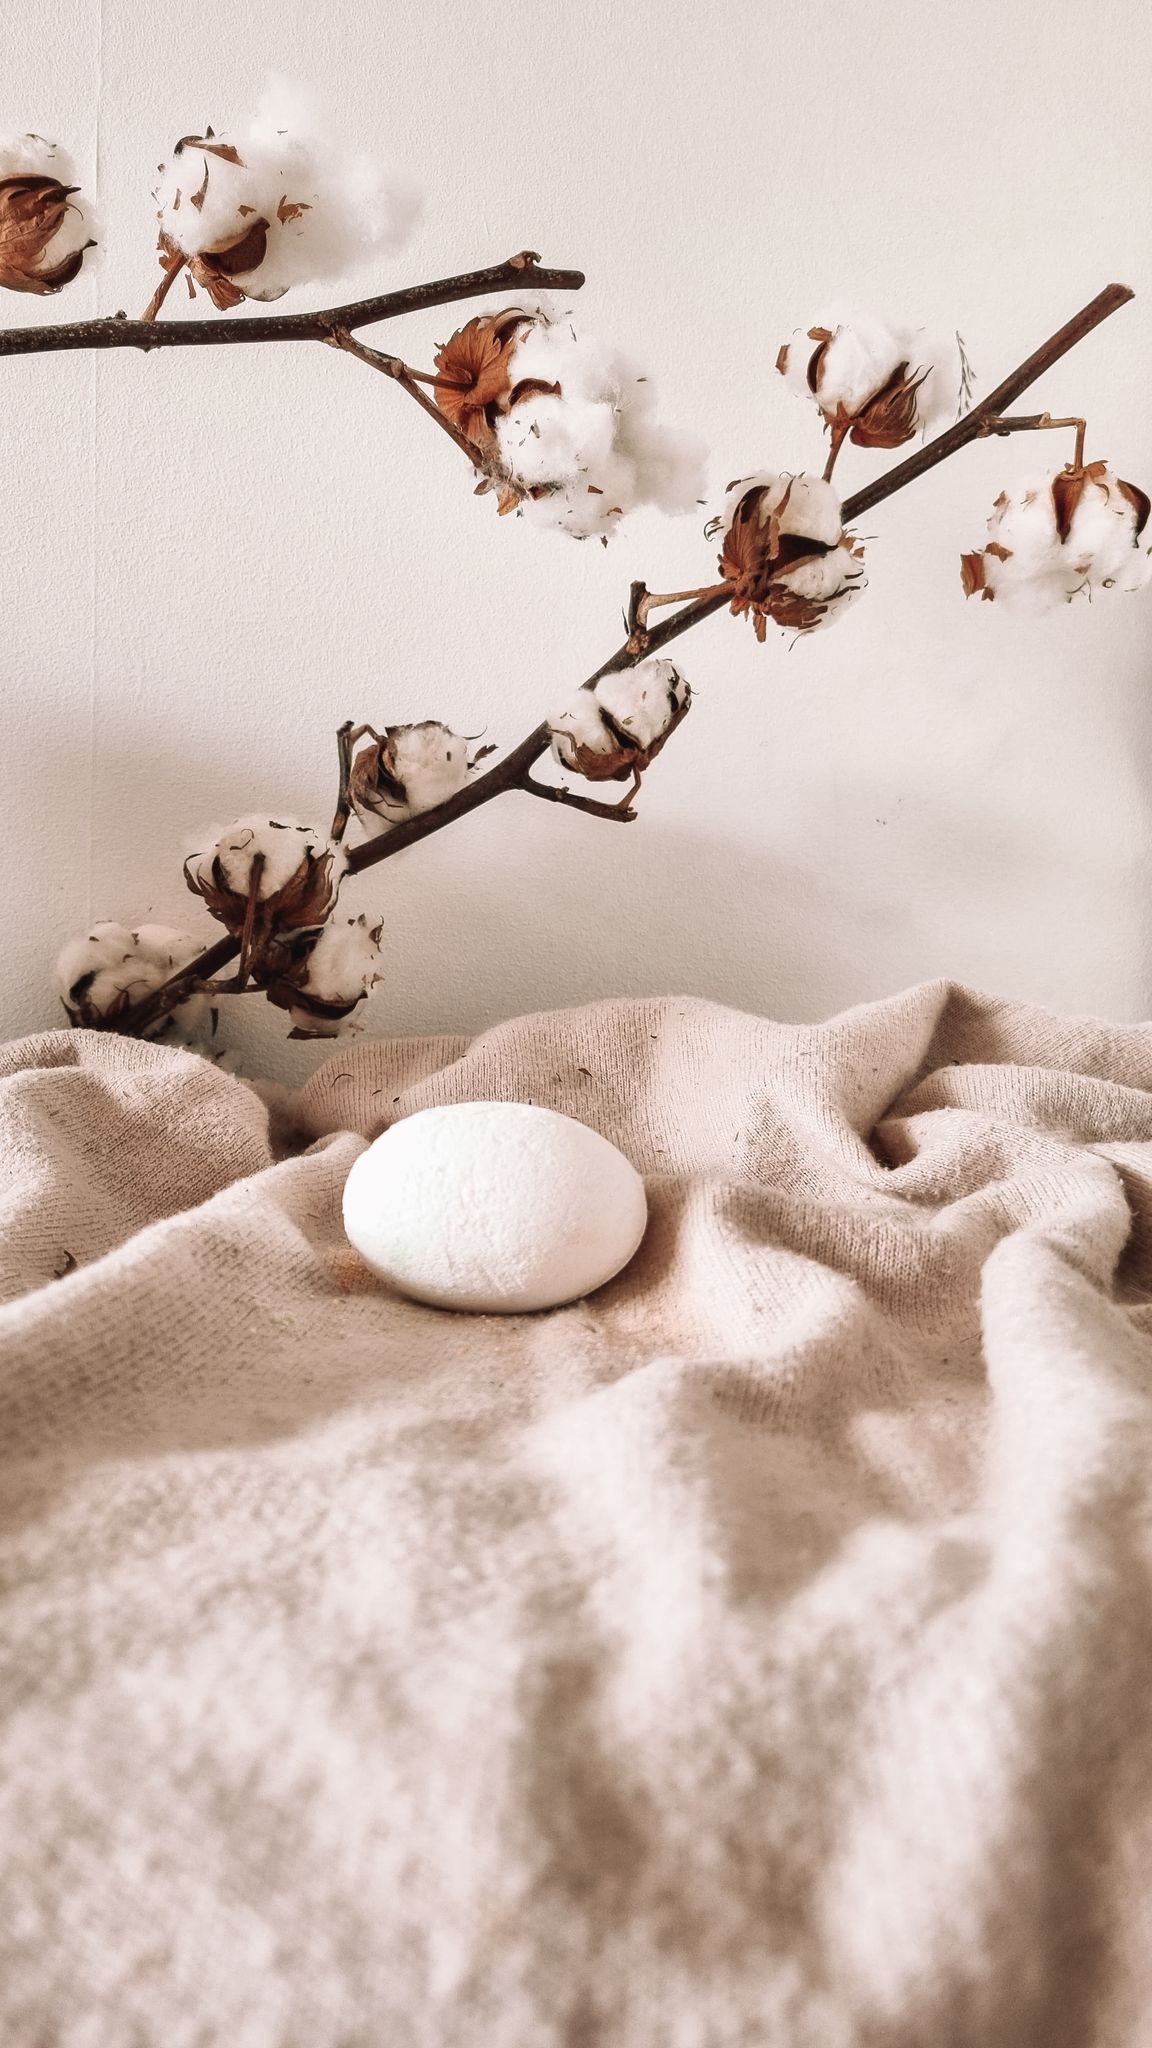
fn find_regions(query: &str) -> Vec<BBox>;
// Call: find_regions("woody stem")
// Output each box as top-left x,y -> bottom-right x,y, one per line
635,582 -> 731,624
236,853 -> 266,991
519,774 -> 640,823
140,249 -> 186,324
326,329 -> 486,469
980,412 -> 1088,467
0,253 -> 585,356
822,422 -> 849,484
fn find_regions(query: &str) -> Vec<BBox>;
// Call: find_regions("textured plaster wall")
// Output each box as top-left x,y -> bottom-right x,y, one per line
5,0 -> 1152,1077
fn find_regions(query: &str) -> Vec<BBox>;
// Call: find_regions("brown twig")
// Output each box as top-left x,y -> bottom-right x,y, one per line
115,280 -> 1134,1037
141,247 -> 187,323
0,252 -> 585,356
519,774 -> 640,822
822,420 -> 850,484
235,851 -> 266,990
326,329 -> 486,469
631,581 -> 731,629
978,412 -> 1088,468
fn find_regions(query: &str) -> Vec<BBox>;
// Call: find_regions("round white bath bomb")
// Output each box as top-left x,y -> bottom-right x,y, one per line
341,1100 -> 648,1313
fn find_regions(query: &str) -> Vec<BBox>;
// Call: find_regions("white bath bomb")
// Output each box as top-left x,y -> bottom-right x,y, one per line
341,1100 -> 648,1313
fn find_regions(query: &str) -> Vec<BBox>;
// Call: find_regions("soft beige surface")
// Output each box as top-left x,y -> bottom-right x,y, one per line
3,985 -> 1152,2047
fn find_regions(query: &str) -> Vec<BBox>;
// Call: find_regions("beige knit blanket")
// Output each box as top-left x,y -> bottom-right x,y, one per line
3,985 -> 1152,2048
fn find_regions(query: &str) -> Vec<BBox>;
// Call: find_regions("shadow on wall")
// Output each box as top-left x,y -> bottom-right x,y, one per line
353,783 -> 1151,1043
83,688 -> 1152,1083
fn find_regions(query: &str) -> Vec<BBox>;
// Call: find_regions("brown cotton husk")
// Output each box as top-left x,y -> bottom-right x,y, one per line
433,308 -> 552,458
0,175 -> 90,293
842,362 -> 930,450
719,479 -> 862,639
349,732 -> 410,826
960,551 -> 990,599
158,219 -> 271,311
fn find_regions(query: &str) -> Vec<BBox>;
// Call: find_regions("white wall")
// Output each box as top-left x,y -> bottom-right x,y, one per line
5,0 -> 1152,1077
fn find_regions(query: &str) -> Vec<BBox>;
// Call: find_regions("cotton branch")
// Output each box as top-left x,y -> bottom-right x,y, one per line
0,252 -> 585,357
841,283 -> 1132,520
340,279 -> 1139,877
115,280 -> 1134,1039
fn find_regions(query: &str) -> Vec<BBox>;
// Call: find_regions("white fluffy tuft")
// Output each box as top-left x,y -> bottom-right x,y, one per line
968,468 -> 1152,612
54,922 -> 211,1035
779,305 -> 969,437
550,659 -> 690,766
494,317 -> 707,541
154,78 -> 420,298
351,723 -> 473,839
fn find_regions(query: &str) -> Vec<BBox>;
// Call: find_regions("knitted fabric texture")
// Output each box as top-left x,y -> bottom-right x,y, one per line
2,985 -> 1151,2047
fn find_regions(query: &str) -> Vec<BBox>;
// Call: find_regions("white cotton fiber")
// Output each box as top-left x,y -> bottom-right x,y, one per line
198,817 -> 340,899
593,661 -> 689,750
549,688 -> 617,766
776,540 -> 866,628
384,724 -> 472,818
299,914 -> 384,1003
967,467 -> 1152,610
810,308 -> 906,416
155,78 -> 420,299
1065,475 -> 1152,592
285,914 -> 385,1032
716,471 -> 844,550
494,317 -> 706,541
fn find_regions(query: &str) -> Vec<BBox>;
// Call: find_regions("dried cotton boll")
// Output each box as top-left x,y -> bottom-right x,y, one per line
153,80 -> 420,310
349,722 -> 478,838
549,660 -> 691,786
1063,469 -> 1152,592
436,306 -> 707,540
0,132 -> 96,293
266,913 -> 385,1039
712,472 -> 866,640
54,922 -> 210,1035
499,324 -> 707,540
774,540 -> 868,631
777,307 -> 968,450
716,470 -> 844,551
185,816 -> 345,974
962,464 -> 1152,610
